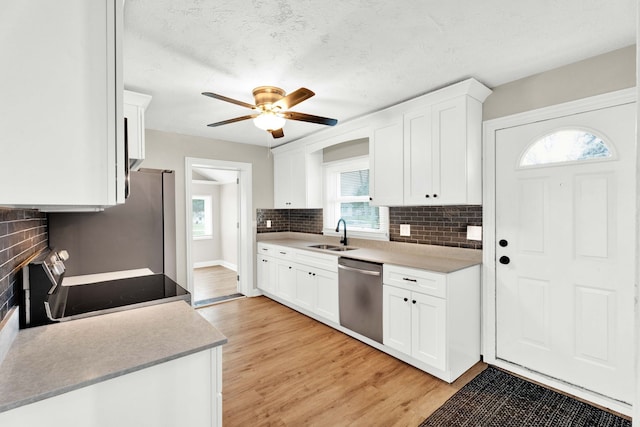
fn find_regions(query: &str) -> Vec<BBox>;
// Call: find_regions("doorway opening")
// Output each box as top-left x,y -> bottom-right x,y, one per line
185,158 -> 254,307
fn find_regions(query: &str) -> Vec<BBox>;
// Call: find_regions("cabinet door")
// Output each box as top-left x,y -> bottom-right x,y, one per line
0,0 -> 124,207
257,255 -> 275,293
288,151 -> 307,208
383,285 -> 412,355
431,96 -> 467,205
403,107 -> 436,205
293,265 -> 315,311
370,119 -> 404,206
273,153 -> 292,208
275,261 -> 296,301
314,269 -> 339,323
412,292 -> 446,370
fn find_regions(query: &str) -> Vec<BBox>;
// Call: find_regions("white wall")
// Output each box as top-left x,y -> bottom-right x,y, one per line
142,129 -> 273,287
191,182 -> 221,265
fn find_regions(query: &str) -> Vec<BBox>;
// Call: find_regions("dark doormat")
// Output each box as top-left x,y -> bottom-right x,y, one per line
419,366 -> 630,427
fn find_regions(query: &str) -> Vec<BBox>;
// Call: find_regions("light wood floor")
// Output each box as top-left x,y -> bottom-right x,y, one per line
193,266 -> 238,302
197,296 -> 486,427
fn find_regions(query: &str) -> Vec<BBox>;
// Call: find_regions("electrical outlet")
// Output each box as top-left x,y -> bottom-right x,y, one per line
400,224 -> 411,236
266,220 -> 272,228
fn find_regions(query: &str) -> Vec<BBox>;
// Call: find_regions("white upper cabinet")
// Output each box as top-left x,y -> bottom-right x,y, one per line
0,0 -> 124,209
376,79 -> 490,206
403,94 -> 484,205
273,149 -> 322,209
369,115 -> 404,206
124,90 -> 152,171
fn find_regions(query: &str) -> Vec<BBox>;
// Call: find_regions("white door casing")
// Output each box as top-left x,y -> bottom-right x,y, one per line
483,88 -> 636,415
185,158 -> 254,298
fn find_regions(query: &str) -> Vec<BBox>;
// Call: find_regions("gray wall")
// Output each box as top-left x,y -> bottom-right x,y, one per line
484,45 -> 636,120
143,129 -> 273,287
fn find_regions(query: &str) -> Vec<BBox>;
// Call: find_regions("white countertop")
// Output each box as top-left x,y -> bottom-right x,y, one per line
258,233 -> 482,273
0,301 -> 226,413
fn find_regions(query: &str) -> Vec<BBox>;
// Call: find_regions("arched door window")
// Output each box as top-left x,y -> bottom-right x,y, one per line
519,129 -> 613,167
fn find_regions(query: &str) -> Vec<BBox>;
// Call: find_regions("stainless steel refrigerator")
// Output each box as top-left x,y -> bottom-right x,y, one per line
48,169 -> 176,280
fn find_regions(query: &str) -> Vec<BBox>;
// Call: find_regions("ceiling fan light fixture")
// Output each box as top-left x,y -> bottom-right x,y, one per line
253,111 -> 286,131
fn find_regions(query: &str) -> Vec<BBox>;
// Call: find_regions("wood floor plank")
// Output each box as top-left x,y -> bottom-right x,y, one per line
197,296 -> 486,426
193,266 -> 238,301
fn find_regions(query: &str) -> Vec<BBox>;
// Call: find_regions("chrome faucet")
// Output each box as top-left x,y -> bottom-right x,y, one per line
335,218 -> 348,246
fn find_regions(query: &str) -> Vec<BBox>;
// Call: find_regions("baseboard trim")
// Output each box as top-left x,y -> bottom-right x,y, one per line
193,260 -> 238,271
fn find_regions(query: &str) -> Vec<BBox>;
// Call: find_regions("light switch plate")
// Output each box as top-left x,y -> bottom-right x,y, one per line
266,220 -> 272,228
400,224 -> 411,236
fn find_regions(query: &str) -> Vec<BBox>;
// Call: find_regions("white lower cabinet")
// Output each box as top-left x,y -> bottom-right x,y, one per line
383,264 -> 479,382
256,254 -> 276,294
294,266 -> 316,311
256,243 -> 479,383
293,265 -> 339,323
314,269 -> 339,323
276,260 -> 296,301
257,243 -> 339,324
0,347 -> 222,427
411,291 -> 446,370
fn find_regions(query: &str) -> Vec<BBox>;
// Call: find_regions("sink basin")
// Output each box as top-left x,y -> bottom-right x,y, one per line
308,244 -> 357,252
308,244 -> 341,250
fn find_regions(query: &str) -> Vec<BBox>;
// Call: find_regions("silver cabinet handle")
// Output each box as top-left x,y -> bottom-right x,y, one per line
338,264 -> 381,276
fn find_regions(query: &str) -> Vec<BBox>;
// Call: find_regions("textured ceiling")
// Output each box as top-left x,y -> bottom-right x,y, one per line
123,0 -> 635,147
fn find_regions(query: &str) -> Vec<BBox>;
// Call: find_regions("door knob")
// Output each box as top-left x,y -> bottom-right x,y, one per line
499,239 -> 508,247
499,256 -> 510,265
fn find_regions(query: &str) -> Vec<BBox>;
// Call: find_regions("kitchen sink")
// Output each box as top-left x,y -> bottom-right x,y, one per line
308,244 -> 357,251
309,244 -> 341,250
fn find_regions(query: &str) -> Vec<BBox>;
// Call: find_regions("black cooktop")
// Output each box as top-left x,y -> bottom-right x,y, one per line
48,274 -> 190,320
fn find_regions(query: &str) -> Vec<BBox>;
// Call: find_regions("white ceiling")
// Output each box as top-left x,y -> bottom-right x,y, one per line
123,0 -> 635,147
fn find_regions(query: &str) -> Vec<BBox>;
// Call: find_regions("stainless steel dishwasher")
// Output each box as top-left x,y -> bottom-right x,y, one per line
338,257 -> 383,343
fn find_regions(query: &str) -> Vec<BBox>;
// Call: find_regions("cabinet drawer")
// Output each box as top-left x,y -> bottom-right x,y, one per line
257,243 -> 294,260
295,249 -> 338,272
383,264 -> 446,298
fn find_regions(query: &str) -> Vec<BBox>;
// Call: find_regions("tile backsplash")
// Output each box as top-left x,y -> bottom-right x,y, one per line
389,205 -> 482,249
257,209 -> 323,234
257,205 -> 482,249
0,209 -> 48,323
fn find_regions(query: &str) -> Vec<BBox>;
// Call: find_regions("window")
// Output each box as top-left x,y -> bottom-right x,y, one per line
520,129 -> 613,167
323,157 -> 389,240
192,195 -> 212,239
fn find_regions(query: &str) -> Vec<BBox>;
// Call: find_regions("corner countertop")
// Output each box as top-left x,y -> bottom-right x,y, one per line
0,301 -> 227,413
257,233 -> 482,273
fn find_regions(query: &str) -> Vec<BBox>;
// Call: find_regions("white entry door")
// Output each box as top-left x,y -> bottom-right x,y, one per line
495,102 -> 635,404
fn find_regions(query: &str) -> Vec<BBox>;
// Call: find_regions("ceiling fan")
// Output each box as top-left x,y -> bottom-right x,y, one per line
202,86 -> 338,139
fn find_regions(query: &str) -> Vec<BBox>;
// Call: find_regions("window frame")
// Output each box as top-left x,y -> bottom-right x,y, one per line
192,194 -> 213,240
322,156 -> 389,241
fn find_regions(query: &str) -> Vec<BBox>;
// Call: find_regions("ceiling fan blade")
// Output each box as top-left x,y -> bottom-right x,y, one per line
270,128 -> 285,139
281,111 -> 338,126
202,92 -> 256,110
273,87 -> 315,110
206,114 -> 258,127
